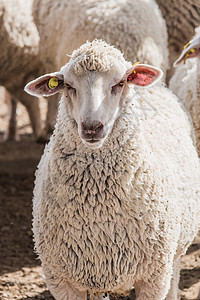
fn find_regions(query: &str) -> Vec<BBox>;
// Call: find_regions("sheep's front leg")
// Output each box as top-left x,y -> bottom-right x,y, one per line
46,279 -> 110,300
45,276 -> 87,300
134,269 -> 173,300
165,259 -> 180,300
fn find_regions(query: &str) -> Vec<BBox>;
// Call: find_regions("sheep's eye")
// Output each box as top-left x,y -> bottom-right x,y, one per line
111,81 -> 125,95
65,83 -> 76,93
118,81 -> 125,86
66,83 -> 73,89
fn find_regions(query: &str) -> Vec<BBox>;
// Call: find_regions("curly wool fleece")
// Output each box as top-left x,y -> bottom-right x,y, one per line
33,0 -> 169,74
33,41 -> 200,298
169,27 -> 200,155
68,40 -> 127,74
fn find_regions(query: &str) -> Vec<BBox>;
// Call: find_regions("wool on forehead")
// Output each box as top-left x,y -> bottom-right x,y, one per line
68,39 -> 126,74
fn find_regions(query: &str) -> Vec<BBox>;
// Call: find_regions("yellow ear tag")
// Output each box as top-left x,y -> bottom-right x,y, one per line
132,62 -> 140,73
189,48 -> 196,54
184,41 -> 191,49
48,77 -> 59,89
184,53 -> 189,64
132,61 -> 140,66
184,48 -> 196,64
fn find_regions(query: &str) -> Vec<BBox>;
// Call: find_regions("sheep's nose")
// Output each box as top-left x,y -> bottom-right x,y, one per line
81,121 -> 104,139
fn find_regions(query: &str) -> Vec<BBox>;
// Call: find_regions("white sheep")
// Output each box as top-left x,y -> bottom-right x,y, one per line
32,0 -> 169,139
156,0 -> 200,80
0,0 -> 42,141
169,26 -> 200,155
25,40 -> 200,300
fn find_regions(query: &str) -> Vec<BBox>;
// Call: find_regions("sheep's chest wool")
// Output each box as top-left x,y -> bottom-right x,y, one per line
35,129 -> 159,291
32,84 -> 200,295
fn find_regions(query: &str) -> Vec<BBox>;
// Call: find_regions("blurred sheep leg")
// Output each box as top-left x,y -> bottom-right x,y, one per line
3,92 -> 19,141
18,89 -> 42,140
46,94 -> 59,133
4,90 -> 42,141
38,94 -> 59,142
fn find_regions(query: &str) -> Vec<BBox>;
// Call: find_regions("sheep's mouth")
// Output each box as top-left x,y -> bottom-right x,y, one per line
85,139 -> 101,144
81,137 -> 106,149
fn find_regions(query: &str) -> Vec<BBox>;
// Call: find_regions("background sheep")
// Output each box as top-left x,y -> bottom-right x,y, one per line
32,0 -> 169,138
25,40 -> 200,300
169,27 -> 200,155
0,0 -> 42,141
156,0 -> 200,80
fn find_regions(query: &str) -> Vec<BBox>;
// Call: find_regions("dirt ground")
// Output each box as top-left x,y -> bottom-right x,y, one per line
0,87 -> 200,300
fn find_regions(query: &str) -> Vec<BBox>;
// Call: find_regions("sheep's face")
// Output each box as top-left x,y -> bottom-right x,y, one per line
25,63 -> 163,149
61,61 -> 128,149
24,41 -> 163,149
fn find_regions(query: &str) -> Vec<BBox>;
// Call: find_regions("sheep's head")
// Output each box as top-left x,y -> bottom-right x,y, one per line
173,31 -> 200,66
25,40 -> 163,149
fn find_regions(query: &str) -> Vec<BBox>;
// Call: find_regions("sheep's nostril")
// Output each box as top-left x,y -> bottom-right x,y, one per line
94,122 -> 104,133
81,121 -> 104,138
86,129 -> 95,135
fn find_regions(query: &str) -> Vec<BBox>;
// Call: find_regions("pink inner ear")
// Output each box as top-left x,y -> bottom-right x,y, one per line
28,76 -> 64,95
128,67 -> 159,86
29,79 -> 50,93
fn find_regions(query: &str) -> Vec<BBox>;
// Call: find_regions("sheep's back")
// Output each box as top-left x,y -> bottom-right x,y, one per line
33,0 -> 168,74
0,0 -> 41,91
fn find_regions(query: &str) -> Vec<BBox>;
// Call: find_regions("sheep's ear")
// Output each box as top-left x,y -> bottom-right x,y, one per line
174,35 -> 200,66
126,64 -> 163,88
24,72 -> 64,97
